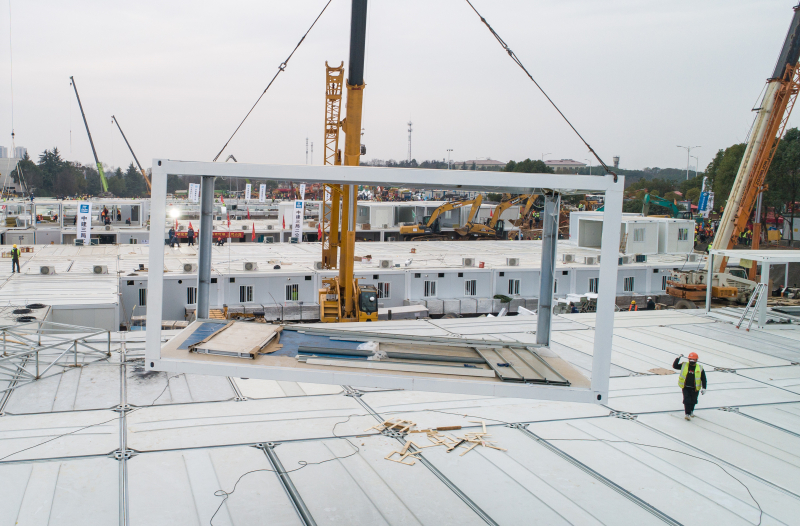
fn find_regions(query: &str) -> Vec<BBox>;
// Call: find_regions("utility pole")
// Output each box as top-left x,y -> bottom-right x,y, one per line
447,149 -> 452,170
541,152 -> 551,162
677,145 -> 700,180
310,142 -> 314,165
691,155 -> 699,178
306,137 -> 308,164
407,121 -> 413,162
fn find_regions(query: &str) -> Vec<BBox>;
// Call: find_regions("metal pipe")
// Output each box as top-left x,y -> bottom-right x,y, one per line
536,192 -> 560,345
197,176 -> 216,319
263,444 -> 317,526
297,346 -> 486,363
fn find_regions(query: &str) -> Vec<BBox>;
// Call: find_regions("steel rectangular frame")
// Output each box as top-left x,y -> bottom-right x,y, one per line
146,160 -> 624,404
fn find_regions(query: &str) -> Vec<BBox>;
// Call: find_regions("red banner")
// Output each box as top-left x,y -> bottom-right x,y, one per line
174,231 -> 245,239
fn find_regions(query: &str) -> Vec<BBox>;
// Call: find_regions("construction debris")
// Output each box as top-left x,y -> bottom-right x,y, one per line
374,419 -> 506,465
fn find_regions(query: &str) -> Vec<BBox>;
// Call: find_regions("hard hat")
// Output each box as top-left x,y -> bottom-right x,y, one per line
688,352 -> 699,361
13,244 -> 17,248
631,300 -> 636,304
647,296 -> 652,300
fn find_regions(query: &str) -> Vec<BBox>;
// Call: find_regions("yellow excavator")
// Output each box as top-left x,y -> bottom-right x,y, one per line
399,196 -> 483,241
456,194 -> 532,239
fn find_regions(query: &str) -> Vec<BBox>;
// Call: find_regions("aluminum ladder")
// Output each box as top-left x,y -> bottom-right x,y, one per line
735,283 -> 767,331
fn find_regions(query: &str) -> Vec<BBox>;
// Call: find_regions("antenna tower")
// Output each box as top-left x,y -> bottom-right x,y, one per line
407,121 -> 413,162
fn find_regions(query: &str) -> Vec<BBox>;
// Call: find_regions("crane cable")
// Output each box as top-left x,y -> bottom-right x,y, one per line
464,0 -> 617,182
212,0 -> 333,162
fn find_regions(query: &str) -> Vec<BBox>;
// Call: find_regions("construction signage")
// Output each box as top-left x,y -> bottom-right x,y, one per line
259,184 -> 266,203
291,183 -> 306,242
76,202 -> 92,244
245,183 -> 251,201
188,183 -> 200,203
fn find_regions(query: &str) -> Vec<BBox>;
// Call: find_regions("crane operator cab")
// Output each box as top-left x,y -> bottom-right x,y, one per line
358,284 -> 379,321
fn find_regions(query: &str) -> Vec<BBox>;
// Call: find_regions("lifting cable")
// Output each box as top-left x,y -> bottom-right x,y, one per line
212,0 -> 334,162
464,0 -> 617,182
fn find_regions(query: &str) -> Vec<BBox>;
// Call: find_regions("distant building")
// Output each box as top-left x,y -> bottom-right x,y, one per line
0,146 -> 7,158
454,159 -> 506,169
14,146 -> 26,159
544,159 -> 586,171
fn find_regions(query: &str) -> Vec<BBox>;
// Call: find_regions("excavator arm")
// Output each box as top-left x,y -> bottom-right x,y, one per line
642,193 -> 681,218
425,198 -> 478,228
489,194 -> 527,229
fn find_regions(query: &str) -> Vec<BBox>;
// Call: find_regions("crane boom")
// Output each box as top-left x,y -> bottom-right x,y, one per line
111,115 -> 152,195
69,76 -> 108,193
712,5 -> 800,270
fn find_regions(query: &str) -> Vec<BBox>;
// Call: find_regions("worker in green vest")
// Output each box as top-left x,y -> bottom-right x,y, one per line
10,244 -> 21,273
673,352 -> 707,420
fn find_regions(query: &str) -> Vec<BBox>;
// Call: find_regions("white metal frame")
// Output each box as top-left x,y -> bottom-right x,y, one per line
146,160 -> 624,404
707,249 -> 800,328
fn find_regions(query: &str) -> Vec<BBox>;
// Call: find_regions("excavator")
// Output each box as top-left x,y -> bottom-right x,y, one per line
669,4 -> 800,308
317,0 -> 378,323
456,194 -> 531,239
642,194 -> 693,219
398,196 -> 483,241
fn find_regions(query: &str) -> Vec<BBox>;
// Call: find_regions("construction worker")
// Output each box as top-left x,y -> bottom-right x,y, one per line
187,226 -> 195,246
629,300 -> 638,311
10,244 -> 20,273
646,296 -> 656,310
168,227 -> 176,248
673,352 -> 707,420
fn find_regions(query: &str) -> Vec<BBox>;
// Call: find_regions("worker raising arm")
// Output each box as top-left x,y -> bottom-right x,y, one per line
673,352 -> 707,420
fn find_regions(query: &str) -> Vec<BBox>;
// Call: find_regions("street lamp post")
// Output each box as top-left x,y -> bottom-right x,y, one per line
584,158 -> 591,176
677,145 -> 701,180
447,149 -> 453,170
691,155 -> 700,178
541,152 -> 551,162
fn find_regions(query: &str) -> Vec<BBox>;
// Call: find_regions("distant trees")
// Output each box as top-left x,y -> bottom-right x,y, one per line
8,148 -> 153,197
504,159 -> 554,174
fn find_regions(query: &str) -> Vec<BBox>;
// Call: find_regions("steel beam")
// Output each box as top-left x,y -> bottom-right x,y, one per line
536,192 -> 560,345
197,175 -> 216,319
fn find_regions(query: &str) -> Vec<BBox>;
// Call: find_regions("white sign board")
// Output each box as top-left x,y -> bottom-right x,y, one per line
77,202 -> 92,245
259,184 -> 266,203
188,183 -> 200,203
705,192 -> 715,218
291,183 -> 306,242
245,183 -> 252,202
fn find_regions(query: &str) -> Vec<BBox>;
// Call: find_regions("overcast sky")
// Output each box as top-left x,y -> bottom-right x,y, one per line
1,0 -> 798,172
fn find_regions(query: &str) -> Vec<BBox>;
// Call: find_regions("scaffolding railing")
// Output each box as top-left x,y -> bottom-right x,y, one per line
0,320 -> 112,404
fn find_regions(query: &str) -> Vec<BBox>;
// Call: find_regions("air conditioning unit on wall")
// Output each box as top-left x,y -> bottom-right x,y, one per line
93,265 -> 108,274
561,254 -> 575,263
183,263 -> 198,273
583,256 -> 597,265
244,262 -> 258,271
40,266 -> 56,275
506,258 -> 520,266
379,260 -> 393,269
462,257 -> 475,267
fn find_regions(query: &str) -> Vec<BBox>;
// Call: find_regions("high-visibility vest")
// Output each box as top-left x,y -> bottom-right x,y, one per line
678,362 -> 703,390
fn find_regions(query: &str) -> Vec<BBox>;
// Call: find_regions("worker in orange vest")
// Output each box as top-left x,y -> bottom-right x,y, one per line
629,300 -> 638,311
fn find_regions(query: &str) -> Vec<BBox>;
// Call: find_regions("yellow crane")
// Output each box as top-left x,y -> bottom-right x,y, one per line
399,196 -> 483,241
318,0 -> 377,323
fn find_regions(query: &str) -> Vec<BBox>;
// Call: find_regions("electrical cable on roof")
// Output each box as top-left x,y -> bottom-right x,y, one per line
208,413 -> 362,526
464,0 -> 617,182
0,374 -> 185,462
212,0 -> 334,162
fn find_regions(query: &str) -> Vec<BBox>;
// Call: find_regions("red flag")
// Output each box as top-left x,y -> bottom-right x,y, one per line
227,214 -> 231,228
220,195 -> 225,204
317,222 -> 322,239
282,215 -> 286,229
252,222 -> 256,241
175,219 -> 178,230
247,207 -> 251,219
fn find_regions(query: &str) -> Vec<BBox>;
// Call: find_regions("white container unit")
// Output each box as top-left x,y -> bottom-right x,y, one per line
657,219 -> 695,254
621,219 -> 659,255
